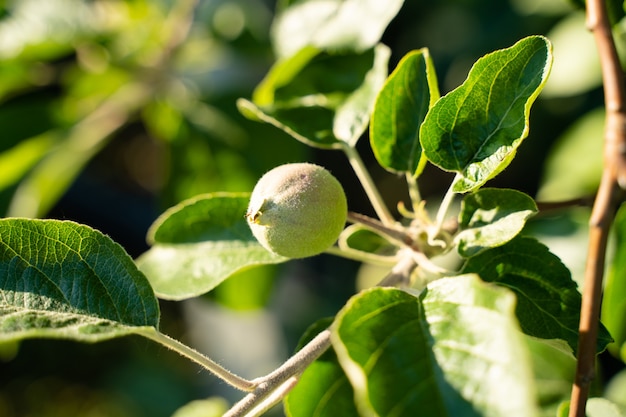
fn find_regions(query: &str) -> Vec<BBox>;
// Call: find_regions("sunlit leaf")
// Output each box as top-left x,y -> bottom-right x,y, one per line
586,398 -> 625,417
605,367 -> 626,412
251,46 -> 321,107
332,278 -> 537,417
138,193 -> 286,300
420,35 -> 552,193
0,218 -> 159,343
456,188 -> 537,257
239,45 -> 390,148
370,48 -> 439,176
0,0 -> 103,60
334,44 -> 390,146
272,0 -> 404,57
461,236 -> 612,354
542,12 -> 600,98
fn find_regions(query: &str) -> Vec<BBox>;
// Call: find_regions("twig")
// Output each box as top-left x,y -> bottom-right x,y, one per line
569,0 -> 626,415
534,196 -> 595,213
224,253 -> 418,416
223,330 -> 332,417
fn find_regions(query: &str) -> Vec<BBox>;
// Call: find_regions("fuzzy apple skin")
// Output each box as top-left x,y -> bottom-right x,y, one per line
246,163 -> 348,258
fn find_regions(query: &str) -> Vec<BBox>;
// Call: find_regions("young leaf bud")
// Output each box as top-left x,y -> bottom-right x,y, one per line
246,163 -> 348,258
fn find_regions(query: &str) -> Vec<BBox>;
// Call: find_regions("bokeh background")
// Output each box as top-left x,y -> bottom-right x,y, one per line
0,0 -> 621,416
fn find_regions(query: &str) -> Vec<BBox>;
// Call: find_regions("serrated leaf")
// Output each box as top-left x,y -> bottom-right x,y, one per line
238,45 -> 390,149
272,0 -> 404,58
138,193 -> 286,301
456,188 -> 537,257
0,218 -> 159,343
420,35 -> 553,193
284,318 -> 358,417
332,278 -> 537,417
461,236 -> 612,354
602,204 -> 626,359
370,48 -> 439,176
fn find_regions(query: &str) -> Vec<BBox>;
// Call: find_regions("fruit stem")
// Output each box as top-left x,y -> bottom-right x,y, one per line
341,143 -> 395,226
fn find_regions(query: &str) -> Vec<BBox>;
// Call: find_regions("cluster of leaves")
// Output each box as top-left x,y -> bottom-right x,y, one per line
2,0 -> 626,416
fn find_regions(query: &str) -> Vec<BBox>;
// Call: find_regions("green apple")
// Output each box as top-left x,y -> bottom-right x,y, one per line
246,163 -> 348,258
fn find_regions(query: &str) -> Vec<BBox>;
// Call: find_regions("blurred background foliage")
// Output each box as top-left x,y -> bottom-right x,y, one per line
0,0 -> 624,416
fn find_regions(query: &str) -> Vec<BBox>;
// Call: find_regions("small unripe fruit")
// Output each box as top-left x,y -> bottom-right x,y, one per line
246,163 -> 348,258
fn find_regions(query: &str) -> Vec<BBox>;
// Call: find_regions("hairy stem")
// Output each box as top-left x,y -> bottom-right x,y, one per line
341,143 -> 395,226
224,329 -> 332,417
138,328 -> 256,392
569,0 -> 626,415
225,252 -> 419,416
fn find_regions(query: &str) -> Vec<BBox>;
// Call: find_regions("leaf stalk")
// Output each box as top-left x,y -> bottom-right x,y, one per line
341,143 -> 395,226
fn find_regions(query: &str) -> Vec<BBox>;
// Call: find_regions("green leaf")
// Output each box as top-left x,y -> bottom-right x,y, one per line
272,0 -> 404,58
0,132 -> 55,192
332,278 -> 537,417
284,318 -> 358,417
541,12 -> 601,98
461,236 -> 612,354
605,367 -> 626,413
537,108 -> 604,201
137,193 -> 286,301
251,46 -> 321,107
8,83 -> 150,218
559,398 -> 626,417
171,398 -> 229,417
336,224 -> 399,267
456,188 -> 538,257
238,45 -> 390,149
339,224 -> 397,253
525,336 -> 576,416
0,218 -> 159,343
420,35 -> 553,193
370,48 -> 439,176
602,205 -> 626,359
586,398 -> 625,417
334,44 -> 390,146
